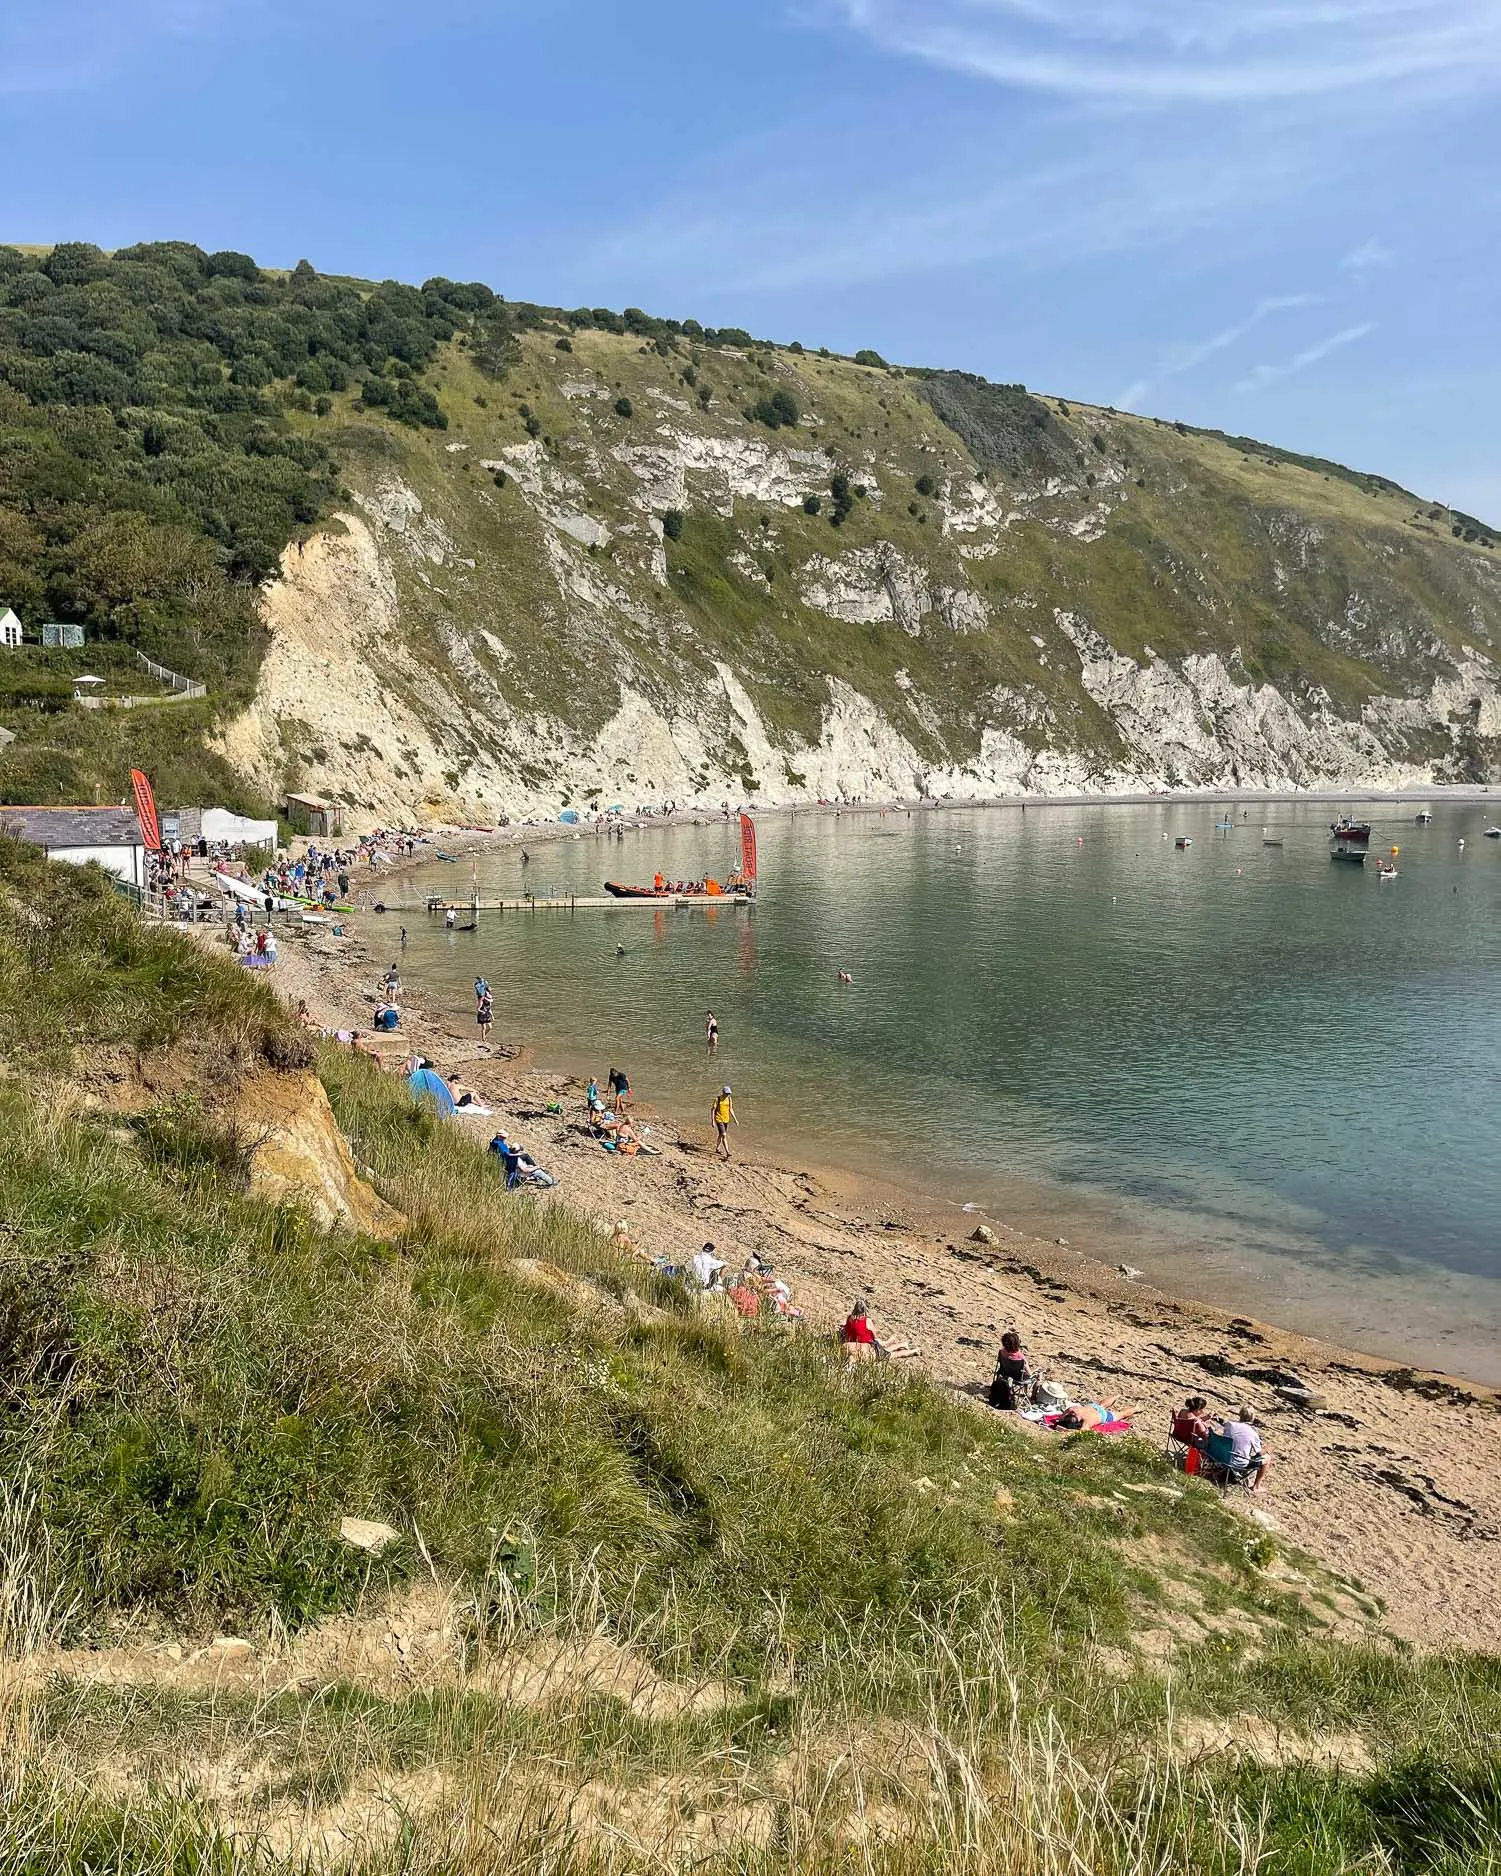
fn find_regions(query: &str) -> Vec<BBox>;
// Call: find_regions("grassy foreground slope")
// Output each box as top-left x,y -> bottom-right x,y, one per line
0,843 -> 1499,1872
3,241 -> 1500,817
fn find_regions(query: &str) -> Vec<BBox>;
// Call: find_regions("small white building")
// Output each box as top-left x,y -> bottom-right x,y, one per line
0,608 -> 22,649
2,805 -> 146,888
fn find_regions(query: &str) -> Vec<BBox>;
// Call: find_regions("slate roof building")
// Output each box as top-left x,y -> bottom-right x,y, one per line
1,805 -> 147,888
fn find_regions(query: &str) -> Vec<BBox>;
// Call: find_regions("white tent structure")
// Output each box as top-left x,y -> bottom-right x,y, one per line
201,808 -> 279,846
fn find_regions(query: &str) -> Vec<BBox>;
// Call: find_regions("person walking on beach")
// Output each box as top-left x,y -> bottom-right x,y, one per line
608,1067 -> 632,1114
477,989 -> 493,1043
705,1010 -> 719,1055
712,1085 -> 736,1160
400,926 -> 408,949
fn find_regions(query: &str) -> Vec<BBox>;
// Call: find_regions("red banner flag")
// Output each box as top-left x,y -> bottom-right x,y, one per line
739,812 -> 757,884
130,768 -> 161,851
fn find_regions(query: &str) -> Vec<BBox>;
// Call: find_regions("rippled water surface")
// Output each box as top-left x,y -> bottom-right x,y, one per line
393,801 -> 1501,1375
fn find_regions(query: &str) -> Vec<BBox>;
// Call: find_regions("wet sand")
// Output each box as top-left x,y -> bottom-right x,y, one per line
259,871 -> 1501,1654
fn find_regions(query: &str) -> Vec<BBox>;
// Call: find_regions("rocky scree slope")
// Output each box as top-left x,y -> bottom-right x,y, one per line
222,326 -> 1501,823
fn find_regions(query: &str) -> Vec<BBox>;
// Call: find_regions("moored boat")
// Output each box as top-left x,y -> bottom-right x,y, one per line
1485,826 -> 1501,839
1415,809 -> 1433,825
1175,836 -> 1192,850
1330,847 -> 1366,865
604,814 -> 760,900
1330,818 -> 1372,843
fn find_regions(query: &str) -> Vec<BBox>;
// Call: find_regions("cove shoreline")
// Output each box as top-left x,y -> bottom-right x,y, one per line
364,787 -> 1501,1387
253,845 -> 1501,1650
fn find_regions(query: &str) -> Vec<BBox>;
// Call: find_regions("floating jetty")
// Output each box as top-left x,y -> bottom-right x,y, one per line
421,892 -> 754,914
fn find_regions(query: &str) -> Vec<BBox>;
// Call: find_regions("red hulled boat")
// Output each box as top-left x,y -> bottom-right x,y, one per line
605,813 -> 758,900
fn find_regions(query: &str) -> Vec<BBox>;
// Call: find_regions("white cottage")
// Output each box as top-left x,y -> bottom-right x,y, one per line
0,608 -> 22,649
4,806 -> 146,887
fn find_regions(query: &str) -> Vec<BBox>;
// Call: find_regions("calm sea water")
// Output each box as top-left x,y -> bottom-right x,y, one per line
391,802 -> 1501,1378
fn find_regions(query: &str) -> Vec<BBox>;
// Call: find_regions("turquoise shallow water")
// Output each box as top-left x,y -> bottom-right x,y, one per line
391,801 -> 1501,1378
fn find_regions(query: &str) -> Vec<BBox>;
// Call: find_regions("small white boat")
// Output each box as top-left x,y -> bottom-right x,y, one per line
1175,836 -> 1192,850
1378,863 -> 1399,879
1485,826 -> 1501,839
1415,809 -> 1433,824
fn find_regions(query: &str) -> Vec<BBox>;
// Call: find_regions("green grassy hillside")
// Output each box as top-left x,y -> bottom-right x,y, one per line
2,242 -> 1499,818
0,840 -> 1498,1872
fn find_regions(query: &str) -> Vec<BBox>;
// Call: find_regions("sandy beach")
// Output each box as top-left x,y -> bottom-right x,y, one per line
247,828 -> 1501,1656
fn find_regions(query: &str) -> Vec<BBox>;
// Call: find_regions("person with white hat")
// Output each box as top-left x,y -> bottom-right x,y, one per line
711,1085 -> 737,1161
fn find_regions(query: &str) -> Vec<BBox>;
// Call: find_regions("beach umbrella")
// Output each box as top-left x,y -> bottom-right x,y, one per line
406,1066 -> 456,1117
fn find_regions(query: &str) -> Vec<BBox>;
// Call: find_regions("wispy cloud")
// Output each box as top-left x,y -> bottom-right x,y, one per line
0,0 -> 251,95
1235,321 -> 1377,392
1117,295 -> 1317,410
1341,236 -> 1397,276
828,1 -> 1501,102
579,110 -> 1315,299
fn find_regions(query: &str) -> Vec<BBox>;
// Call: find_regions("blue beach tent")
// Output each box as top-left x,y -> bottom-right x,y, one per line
406,1066 -> 456,1117
558,808 -> 581,825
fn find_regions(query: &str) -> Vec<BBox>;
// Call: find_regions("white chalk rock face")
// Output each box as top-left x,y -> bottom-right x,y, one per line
220,359 -> 1501,828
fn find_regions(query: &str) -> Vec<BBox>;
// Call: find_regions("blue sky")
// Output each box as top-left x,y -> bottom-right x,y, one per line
3,0 -> 1499,515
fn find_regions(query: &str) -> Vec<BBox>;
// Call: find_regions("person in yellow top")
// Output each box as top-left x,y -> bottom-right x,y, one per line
711,1085 -> 737,1161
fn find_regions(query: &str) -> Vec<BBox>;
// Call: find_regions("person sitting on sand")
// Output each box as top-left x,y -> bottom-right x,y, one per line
839,1300 -> 921,1365
349,1030 -> 383,1066
987,1329 -> 1034,1411
488,1133 -> 557,1190
1172,1396 -> 1213,1449
726,1270 -> 768,1318
689,1242 -> 727,1288
1056,1397 -> 1131,1431
1212,1407 -> 1271,1491
295,999 -> 318,1030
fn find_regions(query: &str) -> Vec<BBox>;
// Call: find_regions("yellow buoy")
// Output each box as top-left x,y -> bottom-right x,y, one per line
1390,844 -> 1400,856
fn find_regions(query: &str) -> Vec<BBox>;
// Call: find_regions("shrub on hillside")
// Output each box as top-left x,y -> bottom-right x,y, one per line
754,388 -> 799,430
915,473 -> 935,497
661,509 -> 684,541
855,348 -> 888,368
615,396 -> 634,418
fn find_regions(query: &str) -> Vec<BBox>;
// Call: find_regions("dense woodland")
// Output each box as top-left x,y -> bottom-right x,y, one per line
0,242 -> 521,701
